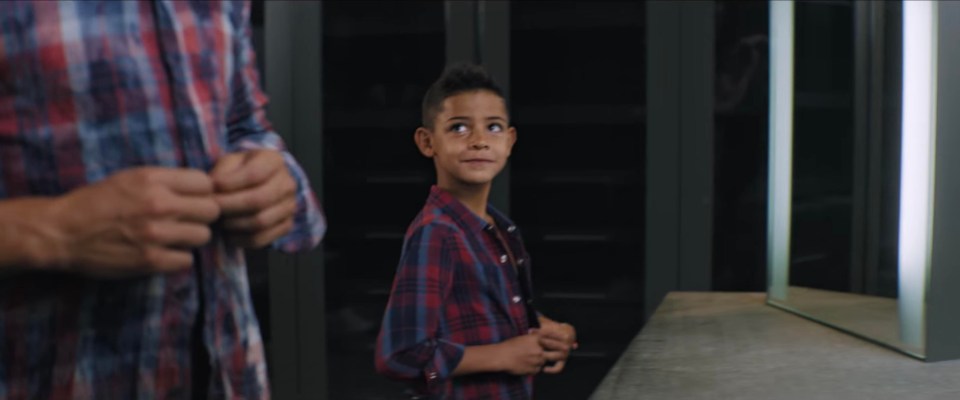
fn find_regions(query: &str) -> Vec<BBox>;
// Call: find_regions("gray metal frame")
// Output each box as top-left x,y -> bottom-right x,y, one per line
927,0 -> 960,362
645,0 -> 715,320
264,2 -> 326,398
447,0 -> 511,213
477,1 -> 511,214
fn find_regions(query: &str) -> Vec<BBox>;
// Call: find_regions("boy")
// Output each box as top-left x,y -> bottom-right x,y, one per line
375,64 -> 578,399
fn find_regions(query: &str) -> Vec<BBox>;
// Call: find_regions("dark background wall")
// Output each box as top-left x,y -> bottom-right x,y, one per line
243,1 -> 896,399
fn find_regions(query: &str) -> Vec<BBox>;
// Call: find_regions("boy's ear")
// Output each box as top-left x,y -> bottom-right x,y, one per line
505,126 -> 517,156
414,127 -> 435,158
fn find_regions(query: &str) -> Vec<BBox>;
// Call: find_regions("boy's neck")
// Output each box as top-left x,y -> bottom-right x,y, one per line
438,180 -> 492,221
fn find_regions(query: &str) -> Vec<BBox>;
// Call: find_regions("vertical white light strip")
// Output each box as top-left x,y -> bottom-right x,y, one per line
898,0 -> 937,349
767,0 -> 794,301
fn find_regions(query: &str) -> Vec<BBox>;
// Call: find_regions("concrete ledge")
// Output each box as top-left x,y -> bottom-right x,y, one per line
590,292 -> 960,400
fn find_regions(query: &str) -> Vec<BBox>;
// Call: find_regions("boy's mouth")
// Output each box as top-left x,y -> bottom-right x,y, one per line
462,158 -> 494,164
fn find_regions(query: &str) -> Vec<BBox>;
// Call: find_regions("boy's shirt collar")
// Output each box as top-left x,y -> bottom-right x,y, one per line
427,185 -> 518,235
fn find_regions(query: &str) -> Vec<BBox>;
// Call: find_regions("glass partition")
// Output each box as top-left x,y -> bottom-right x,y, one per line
765,0 -> 924,358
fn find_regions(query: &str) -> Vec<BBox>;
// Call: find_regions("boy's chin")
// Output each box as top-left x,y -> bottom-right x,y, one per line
451,172 -> 497,187
456,177 -> 495,186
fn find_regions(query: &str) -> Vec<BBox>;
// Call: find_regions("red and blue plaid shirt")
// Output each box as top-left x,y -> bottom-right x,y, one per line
376,186 -> 537,400
0,1 -> 325,399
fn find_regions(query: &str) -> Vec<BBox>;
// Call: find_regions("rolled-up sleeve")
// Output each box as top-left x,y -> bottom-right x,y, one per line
375,223 -> 463,387
224,1 -> 326,252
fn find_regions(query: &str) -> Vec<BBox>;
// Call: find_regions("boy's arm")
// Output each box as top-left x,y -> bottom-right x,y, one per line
452,334 -> 548,377
219,1 -> 325,252
375,225 -> 465,386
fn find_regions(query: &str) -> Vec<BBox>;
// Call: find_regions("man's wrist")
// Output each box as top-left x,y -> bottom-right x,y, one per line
13,197 -> 69,269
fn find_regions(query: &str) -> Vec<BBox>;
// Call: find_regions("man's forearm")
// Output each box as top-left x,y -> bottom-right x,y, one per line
0,197 -> 62,271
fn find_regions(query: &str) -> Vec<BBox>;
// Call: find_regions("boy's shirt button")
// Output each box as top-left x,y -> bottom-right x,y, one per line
428,372 -> 438,380
507,225 -> 517,233
512,295 -> 522,304
500,254 -> 508,263
517,258 -> 525,265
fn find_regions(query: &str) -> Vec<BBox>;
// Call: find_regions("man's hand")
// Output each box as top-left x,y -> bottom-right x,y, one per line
537,318 -> 578,374
48,167 -> 220,277
210,150 -> 297,248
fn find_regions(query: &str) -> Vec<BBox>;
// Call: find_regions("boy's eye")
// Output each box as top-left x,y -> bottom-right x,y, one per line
449,123 -> 469,134
488,123 -> 504,133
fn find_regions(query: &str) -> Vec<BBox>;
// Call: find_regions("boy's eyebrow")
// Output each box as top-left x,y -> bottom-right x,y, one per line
446,116 -> 471,122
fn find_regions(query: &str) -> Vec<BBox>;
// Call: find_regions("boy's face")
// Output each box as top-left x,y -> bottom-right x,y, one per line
415,90 -> 516,188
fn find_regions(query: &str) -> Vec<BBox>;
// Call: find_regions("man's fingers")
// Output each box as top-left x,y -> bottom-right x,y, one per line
215,170 -> 295,215
142,246 -> 194,272
222,197 -> 297,232
249,217 -> 294,247
212,150 -> 285,193
138,221 -> 213,248
209,153 -> 247,186
138,167 -> 215,195
168,196 -> 221,223
228,217 -> 294,249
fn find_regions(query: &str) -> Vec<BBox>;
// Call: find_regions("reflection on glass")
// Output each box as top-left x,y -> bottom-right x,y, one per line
767,0 -> 793,301
767,0 -> 922,358
897,0 -> 936,350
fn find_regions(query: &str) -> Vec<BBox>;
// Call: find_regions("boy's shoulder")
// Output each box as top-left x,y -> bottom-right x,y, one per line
404,206 -> 463,241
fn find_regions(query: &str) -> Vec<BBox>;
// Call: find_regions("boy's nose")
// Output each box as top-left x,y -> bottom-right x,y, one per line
469,141 -> 490,150
468,129 -> 489,149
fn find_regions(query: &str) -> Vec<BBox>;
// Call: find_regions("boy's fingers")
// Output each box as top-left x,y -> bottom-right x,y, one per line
543,350 -> 566,362
542,360 -> 566,374
538,337 -> 570,352
537,329 -> 572,344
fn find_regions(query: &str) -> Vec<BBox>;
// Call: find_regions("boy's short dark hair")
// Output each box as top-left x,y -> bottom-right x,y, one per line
421,63 -> 507,128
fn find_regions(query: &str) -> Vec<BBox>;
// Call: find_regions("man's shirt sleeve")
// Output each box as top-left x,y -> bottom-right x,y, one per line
375,223 -> 465,387
224,1 -> 325,252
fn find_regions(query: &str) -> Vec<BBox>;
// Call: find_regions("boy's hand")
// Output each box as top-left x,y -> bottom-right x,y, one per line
211,150 -> 298,248
537,320 -> 578,374
496,332 -> 550,375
